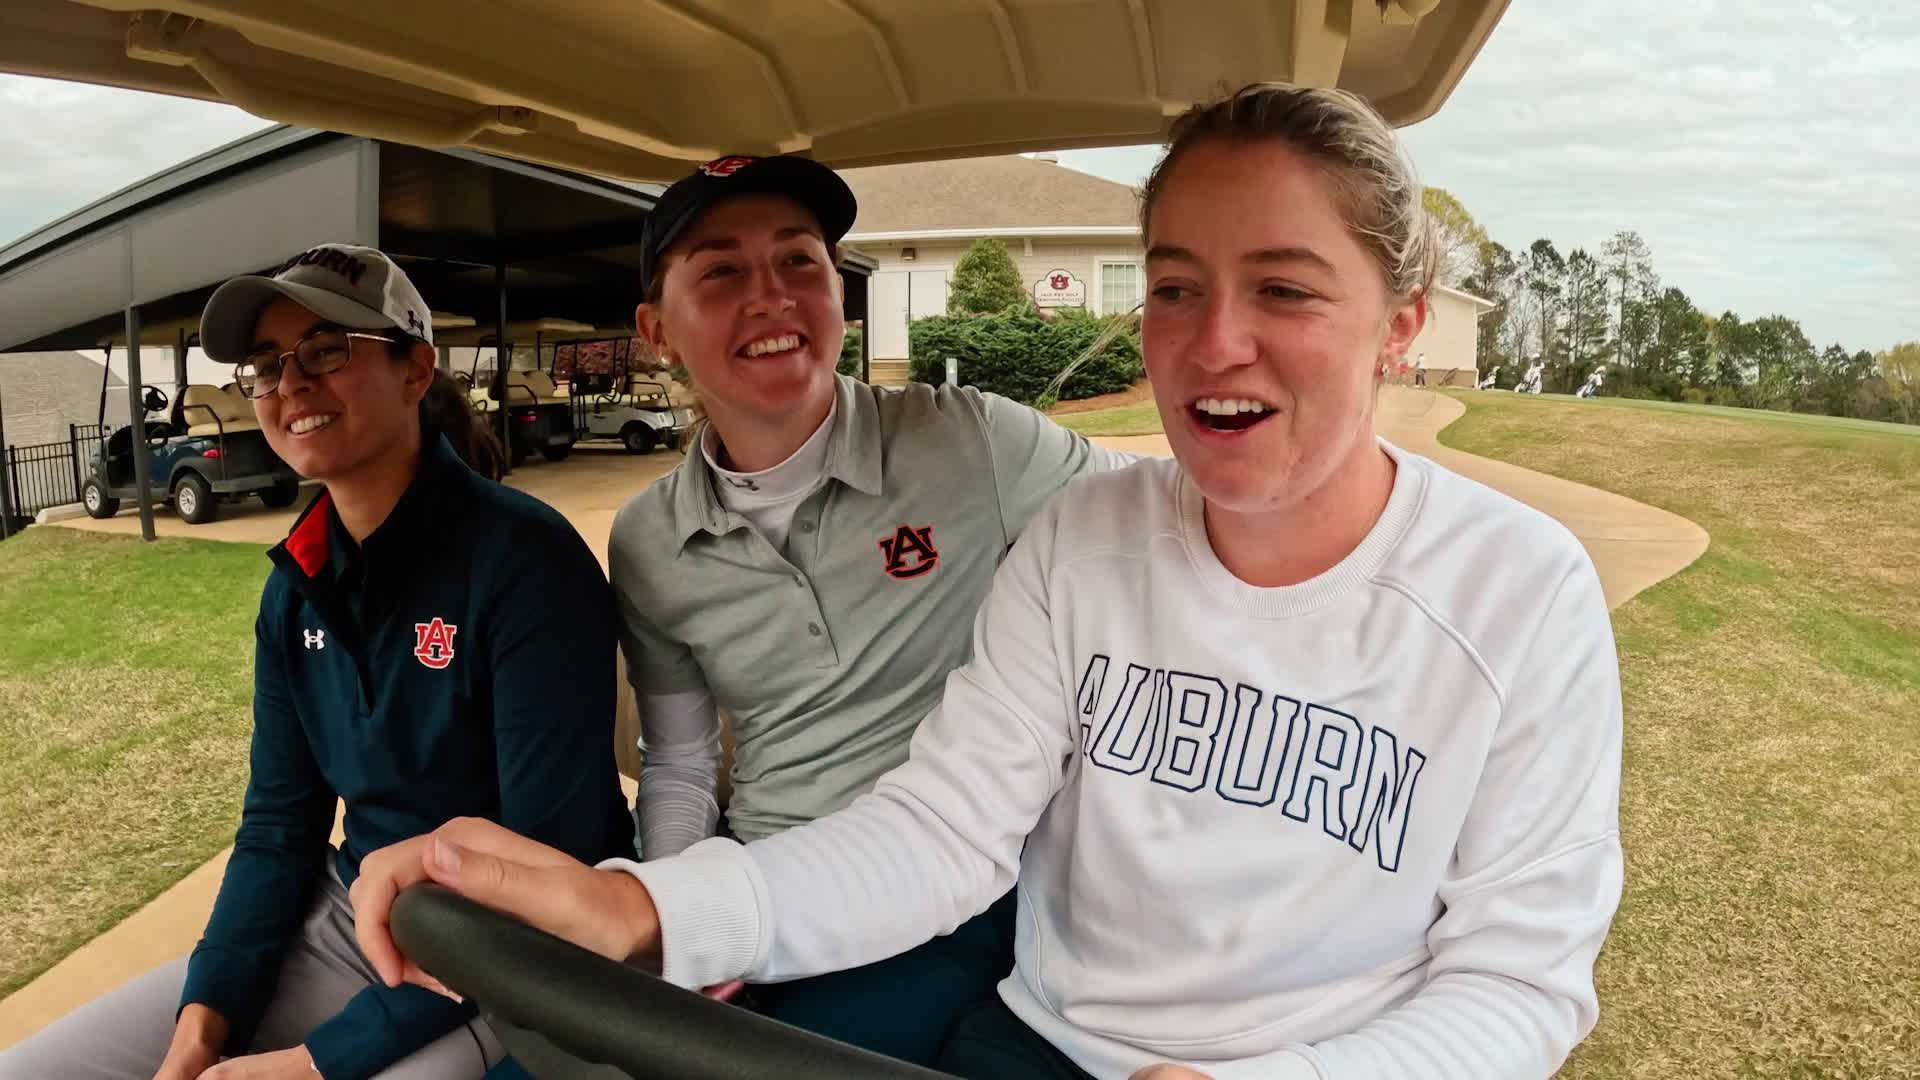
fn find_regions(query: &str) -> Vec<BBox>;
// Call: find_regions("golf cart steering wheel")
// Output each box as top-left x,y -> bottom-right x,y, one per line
390,885 -> 957,1080
141,385 -> 169,414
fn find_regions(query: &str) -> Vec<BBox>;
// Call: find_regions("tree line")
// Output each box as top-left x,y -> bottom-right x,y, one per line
1427,189 -> 1918,424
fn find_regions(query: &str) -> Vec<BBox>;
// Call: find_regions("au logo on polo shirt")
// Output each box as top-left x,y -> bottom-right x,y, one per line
413,617 -> 459,670
878,524 -> 938,580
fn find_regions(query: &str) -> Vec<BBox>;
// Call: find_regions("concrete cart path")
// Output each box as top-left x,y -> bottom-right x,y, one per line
1096,387 -> 1710,611
49,445 -> 685,575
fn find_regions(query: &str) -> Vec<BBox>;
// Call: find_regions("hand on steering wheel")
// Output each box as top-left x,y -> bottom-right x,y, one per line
388,885 -> 955,1079
352,818 -> 663,992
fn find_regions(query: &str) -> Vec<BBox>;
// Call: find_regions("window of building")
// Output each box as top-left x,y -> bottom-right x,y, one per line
1099,260 -> 1143,315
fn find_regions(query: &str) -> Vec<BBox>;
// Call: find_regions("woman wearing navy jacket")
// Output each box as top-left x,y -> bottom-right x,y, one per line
0,244 -> 631,1080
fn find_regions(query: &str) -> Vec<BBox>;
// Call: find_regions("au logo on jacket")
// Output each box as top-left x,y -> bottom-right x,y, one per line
413,618 -> 459,669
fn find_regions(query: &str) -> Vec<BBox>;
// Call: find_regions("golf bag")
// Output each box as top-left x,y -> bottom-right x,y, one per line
1576,368 -> 1606,400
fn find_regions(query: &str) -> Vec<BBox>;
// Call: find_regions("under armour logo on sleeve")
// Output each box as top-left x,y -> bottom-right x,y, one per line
303,629 -> 326,650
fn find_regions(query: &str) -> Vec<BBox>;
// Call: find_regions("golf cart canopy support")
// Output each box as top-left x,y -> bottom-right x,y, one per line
1,1 -> 1508,182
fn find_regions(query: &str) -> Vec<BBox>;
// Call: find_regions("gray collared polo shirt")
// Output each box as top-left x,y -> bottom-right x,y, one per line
608,373 -> 1132,842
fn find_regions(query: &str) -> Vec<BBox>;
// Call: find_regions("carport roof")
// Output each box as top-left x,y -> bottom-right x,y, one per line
0,124 -> 677,354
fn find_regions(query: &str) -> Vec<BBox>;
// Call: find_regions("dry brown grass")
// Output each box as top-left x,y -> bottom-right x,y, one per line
1439,393 -> 1920,1080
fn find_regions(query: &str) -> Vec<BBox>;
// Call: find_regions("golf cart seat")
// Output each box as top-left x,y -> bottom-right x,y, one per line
500,369 -> 570,404
625,376 -> 674,409
181,384 -> 263,437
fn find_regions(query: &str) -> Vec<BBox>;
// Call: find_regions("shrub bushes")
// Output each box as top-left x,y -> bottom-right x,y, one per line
838,325 -> 863,378
908,307 -> 1142,406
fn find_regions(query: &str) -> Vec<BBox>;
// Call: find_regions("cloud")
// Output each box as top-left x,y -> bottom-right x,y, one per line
0,74 -> 272,249
1054,0 -> 1919,353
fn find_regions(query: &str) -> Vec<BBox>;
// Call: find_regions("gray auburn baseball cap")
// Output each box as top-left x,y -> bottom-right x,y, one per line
200,243 -> 434,364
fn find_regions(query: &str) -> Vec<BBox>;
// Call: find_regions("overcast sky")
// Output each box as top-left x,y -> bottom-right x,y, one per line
2,0 -> 1913,355
1058,0 -> 1918,353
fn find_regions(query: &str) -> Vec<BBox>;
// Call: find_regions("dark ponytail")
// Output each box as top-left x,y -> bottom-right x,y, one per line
386,333 -> 508,481
421,370 -> 507,481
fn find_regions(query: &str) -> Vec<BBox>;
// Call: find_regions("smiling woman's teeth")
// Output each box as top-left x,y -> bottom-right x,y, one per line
1195,398 -> 1270,416
291,414 -> 336,435
744,334 -> 802,357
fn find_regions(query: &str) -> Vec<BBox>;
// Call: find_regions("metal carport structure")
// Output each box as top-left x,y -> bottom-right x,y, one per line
0,125 -> 876,539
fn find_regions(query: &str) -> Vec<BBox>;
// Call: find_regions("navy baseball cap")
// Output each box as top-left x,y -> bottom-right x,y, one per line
638,154 -> 858,299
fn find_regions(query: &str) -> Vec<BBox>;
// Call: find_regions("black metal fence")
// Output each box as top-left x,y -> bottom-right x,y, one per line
1,424 -> 108,533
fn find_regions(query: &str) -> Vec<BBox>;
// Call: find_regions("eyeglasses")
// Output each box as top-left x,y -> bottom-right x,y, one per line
236,327 -> 391,398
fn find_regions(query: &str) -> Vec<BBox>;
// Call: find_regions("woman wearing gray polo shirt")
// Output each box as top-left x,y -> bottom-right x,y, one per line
605,154 -> 1135,1064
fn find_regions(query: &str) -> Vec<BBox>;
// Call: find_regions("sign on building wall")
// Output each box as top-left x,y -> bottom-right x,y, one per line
1031,268 -> 1087,308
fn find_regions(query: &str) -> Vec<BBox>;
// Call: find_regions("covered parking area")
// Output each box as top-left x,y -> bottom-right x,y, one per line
0,124 -> 876,538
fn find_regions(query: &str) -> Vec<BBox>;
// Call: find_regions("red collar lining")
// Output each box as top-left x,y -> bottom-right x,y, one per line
286,490 -> 335,577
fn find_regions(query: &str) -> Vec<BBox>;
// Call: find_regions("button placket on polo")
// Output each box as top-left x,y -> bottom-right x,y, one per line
783,493 -> 838,665
720,506 -> 837,667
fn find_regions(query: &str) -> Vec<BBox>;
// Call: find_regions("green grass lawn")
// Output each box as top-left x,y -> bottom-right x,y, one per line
1432,391 -> 1920,1079
1521,392 -> 1920,439
0,528 -> 268,997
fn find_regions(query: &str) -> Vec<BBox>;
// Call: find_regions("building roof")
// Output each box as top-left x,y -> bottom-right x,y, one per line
1439,284 -> 1498,310
843,155 -> 1141,237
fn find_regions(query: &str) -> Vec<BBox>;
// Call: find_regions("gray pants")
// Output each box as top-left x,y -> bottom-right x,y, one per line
0,864 -> 504,1079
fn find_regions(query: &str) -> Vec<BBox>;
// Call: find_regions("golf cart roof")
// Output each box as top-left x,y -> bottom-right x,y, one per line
434,318 -> 603,347
2,1 -> 1509,180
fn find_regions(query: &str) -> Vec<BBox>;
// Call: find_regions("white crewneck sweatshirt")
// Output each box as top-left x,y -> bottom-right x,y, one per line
611,443 -> 1624,1079
634,401 -> 837,859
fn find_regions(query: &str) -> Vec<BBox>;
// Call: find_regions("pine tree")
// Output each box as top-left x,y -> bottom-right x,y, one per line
947,239 -> 1032,315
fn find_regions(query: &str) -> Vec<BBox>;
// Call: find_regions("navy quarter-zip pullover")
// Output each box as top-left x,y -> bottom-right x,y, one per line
178,434 -> 632,1078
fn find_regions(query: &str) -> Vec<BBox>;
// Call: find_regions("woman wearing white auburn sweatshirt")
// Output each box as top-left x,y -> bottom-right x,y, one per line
352,82 -> 1625,1080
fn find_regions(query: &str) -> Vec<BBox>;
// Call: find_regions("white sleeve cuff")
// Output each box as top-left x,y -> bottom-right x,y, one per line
596,838 -> 767,989
1205,1046 -> 1326,1080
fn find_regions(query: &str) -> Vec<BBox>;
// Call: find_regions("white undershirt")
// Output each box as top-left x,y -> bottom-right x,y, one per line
701,397 -> 837,550
635,401 -> 836,859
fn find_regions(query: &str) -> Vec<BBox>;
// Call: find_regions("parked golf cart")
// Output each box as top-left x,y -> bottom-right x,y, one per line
80,318 -> 301,525
444,318 -> 593,466
552,336 -> 693,455
81,381 -> 301,524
